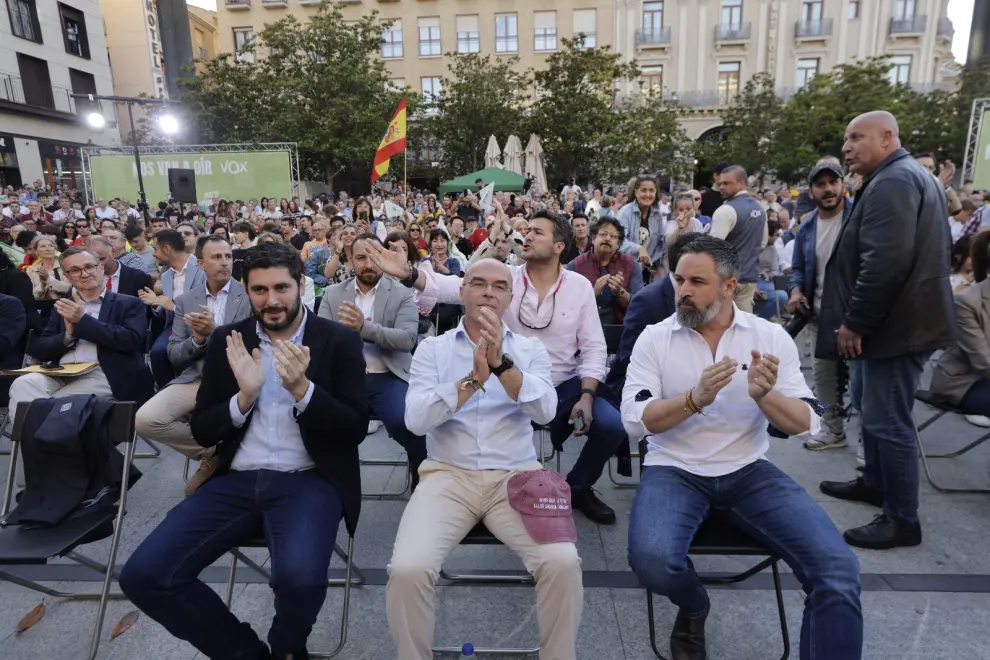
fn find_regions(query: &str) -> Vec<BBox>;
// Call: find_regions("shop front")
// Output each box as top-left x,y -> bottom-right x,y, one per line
38,140 -> 84,193
0,134 -> 21,190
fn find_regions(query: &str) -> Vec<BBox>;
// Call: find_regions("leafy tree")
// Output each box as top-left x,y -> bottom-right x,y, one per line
179,2 -> 416,188
611,90 -> 694,182
528,37 -> 639,184
425,53 -> 531,178
715,72 -> 784,178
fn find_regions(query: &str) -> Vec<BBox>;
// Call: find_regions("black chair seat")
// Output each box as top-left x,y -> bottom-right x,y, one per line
915,389 -> 958,413
690,516 -> 775,557
0,503 -> 118,565
461,522 -> 500,546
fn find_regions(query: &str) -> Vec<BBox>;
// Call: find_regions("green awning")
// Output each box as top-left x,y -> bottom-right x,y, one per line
438,167 -> 526,197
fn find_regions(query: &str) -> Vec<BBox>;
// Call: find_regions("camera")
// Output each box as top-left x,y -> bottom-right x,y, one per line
784,309 -> 810,338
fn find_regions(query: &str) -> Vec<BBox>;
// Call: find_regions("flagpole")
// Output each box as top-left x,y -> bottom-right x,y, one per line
403,148 -> 407,197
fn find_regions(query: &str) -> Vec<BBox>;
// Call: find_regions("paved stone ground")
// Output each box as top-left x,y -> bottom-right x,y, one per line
1,358 -> 989,660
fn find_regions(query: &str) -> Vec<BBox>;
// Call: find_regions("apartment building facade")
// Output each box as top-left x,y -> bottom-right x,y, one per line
0,0 -> 119,190
189,5 -> 220,74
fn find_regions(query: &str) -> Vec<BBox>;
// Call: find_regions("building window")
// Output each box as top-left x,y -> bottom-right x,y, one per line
421,76 -> 442,107
418,134 -> 441,165
233,28 -> 255,63
7,0 -> 42,43
643,1 -> 664,33
17,53 -> 53,109
58,3 -> 90,59
796,58 -> 819,88
534,11 -> 557,52
721,0 -> 743,28
456,15 -> 480,54
418,17 -> 441,58
801,0 -> 822,23
641,66 -> 663,94
495,13 -> 518,53
68,68 -> 97,116
893,0 -> 916,20
888,55 -> 912,84
573,8 -> 596,47
847,1 -> 860,19
717,61 -> 741,104
382,20 -> 403,59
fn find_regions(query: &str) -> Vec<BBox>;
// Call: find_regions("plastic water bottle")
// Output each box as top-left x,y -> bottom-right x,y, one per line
461,642 -> 475,656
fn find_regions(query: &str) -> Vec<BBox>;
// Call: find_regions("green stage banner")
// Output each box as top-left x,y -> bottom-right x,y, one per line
88,151 -> 292,204
974,109 -> 990,191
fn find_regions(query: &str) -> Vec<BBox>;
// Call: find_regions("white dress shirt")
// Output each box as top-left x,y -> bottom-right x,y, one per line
405,320 -> 558,471
61,294 -> 104,364
621,305 -> 820,477
95,206 -> 118,220
421,264 -> 607,386
354,280 -> 388,374
171,255 -> 193,299
229,310 -> 316,472
205,280 -> 232,327
105,268 -> 120,293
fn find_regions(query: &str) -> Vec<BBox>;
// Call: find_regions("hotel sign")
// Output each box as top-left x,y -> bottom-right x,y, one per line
144,0 -> 168,99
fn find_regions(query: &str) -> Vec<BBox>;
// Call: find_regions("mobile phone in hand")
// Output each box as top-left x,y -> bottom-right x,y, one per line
573,409 -> 586,432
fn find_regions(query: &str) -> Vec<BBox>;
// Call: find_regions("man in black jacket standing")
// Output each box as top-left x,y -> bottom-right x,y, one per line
120,244 -> 369,659
818,111 -> 954,550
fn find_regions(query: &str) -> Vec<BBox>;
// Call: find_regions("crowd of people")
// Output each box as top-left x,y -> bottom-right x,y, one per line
0,108 -> 985,660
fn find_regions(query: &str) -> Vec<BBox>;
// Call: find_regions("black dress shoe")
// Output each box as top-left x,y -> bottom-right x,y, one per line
844,514 -> 922,550
670,607 -> 708,660
571,488 -> 616,525
819,477 -> 884,507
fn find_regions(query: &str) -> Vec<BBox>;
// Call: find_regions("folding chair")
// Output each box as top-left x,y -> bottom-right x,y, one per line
534,422 -> 560,472
913,390 -> 990,493
0,400 -> 139,660
646,514 -> 790,660
223,533 -> 366,658
360,411 -> 411,499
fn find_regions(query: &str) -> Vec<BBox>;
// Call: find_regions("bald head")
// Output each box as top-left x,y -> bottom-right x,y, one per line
461,258 -> 513,322
842,111 -> 902,175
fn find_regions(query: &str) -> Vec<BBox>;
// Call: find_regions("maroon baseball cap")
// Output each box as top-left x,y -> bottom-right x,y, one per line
507,469 -> 577,544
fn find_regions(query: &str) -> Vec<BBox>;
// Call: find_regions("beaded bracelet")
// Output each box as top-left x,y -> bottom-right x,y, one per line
685,389 -> 706,416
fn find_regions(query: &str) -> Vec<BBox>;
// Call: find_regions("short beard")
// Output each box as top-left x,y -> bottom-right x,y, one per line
255,295 -> 302,332
357,269 -> 382,288
676,290 -> 724,328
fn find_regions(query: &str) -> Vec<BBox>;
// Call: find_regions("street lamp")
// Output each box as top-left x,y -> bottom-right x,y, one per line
73,93 -> 182,212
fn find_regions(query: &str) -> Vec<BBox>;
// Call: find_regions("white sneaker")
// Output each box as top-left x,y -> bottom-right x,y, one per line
367,420 -> 383,435
803,432 -> 848,451
965,414 -> 990,428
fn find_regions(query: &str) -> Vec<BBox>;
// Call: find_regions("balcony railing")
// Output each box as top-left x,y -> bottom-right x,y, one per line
225,0 -> 250,9
795,18 -> 834,39
636,26 -> 672,46
714,22 -> 751,42
0,72 -> 116,124
261,0 -> 287,6
937,17 -> 954,38
890,15 -> 927,35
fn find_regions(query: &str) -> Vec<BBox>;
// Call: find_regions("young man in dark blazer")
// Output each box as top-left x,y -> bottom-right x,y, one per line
120,243 -> 369,660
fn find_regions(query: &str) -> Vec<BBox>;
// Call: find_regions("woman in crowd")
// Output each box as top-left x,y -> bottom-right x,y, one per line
287,200 -> 301,216
951,235 -> 975,292
262,198 -> 282,221
303,199 -> 318,216
61,221 -> 77,245
407,222 -> 427,255
301,216 -> 329,262
43,225 -> 68,253
99,218 -> 118,233
424,228 -> 462,277
215,199 -> 236,224
512,217 -> 531,239
419,196 -> 441,221
209,224 -> 229,241
279,198 -> 291,215
26,235 -> 70,301
617,174 -> 664,269
932,231 -> 990,425
323,222 -> 358,285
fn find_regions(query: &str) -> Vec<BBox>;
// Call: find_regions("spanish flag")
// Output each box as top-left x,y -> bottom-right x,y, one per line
370,98 -> 407,184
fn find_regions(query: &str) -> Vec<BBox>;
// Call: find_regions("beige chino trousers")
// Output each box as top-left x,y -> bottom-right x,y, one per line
134,380 -> 213,461
386,460 -> 584,660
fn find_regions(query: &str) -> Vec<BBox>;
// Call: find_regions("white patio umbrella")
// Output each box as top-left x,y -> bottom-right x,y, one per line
523,134 -> 548,197
502,134 -> 524,175
484,135 -> 503,169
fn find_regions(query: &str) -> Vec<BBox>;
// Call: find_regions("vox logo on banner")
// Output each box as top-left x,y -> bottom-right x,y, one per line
88,151 -> 293,203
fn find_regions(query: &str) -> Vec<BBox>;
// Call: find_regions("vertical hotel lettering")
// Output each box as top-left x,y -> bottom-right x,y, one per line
145,0 -> 168,99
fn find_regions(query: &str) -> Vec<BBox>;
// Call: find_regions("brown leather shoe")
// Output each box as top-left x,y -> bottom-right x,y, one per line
184,457 -> 217,496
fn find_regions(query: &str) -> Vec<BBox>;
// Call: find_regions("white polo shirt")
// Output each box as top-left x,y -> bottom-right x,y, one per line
620,304 -> 820,477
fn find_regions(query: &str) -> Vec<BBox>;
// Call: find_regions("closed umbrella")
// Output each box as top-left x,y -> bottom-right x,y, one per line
502,135 -> 524,175
484,135 -> 503,169
523,134 -> 548,197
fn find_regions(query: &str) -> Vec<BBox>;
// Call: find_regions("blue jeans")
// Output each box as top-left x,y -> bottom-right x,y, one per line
756,280 -> 788,320
629,462 -> 862,660
858,353 -> 929,525
550,376 -> 627,491
958,379 -> 990,415
367,372 -> 427,474
119,469 -> 343,658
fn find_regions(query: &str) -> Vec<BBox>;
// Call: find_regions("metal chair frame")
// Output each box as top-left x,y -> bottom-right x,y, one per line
224,534 -> 366,658
914,391 -> 990,494
360,412 -> 411,500
0,401 -> 138,660
645,527 -> 790,660
431,425 -> 559,656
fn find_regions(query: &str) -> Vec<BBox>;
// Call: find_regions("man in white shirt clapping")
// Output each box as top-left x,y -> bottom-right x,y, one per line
389,259 -> 582,660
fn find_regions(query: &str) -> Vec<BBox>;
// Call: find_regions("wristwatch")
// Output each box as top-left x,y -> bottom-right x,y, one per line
399,263 -> 419,288
491,354 -> 515,377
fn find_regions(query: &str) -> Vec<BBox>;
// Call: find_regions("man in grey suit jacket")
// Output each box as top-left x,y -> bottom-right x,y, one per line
136,236 -> 253,494
319,233 -> 426,486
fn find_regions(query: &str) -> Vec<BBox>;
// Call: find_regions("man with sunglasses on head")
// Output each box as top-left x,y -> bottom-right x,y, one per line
367,204 -> 626,525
